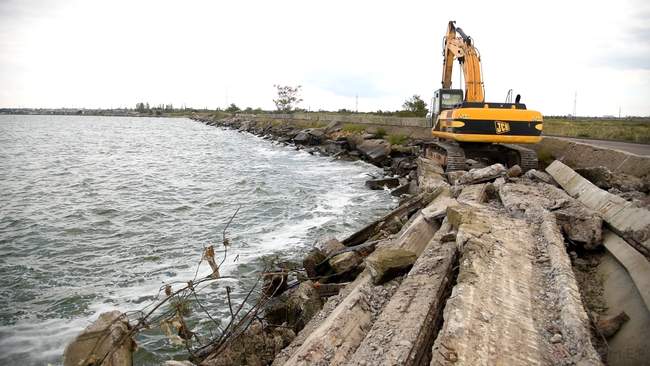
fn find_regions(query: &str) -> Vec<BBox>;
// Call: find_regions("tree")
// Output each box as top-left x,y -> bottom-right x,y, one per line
402,95 -> 428,117
225,103 -> 240,113
273,85 -> 303,112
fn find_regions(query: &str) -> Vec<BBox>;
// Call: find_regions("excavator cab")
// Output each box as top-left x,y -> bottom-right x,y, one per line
429,88 -> 464,127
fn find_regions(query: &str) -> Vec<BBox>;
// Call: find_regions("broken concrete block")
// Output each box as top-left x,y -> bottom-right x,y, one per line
457,163 -> 506,185
499,182 -> 603,249
317,238 -> 346,257
524,169 -> 556,185
348,220 -> 458,365
457,184 -> 487,205
365,248 -> 417,285
365,177 -> 400,190
421,188 -> 459,221
416,157 -> 449,192
329,251 -> 362,274
356,139 -> 391,163
547,160 -> 650,257
63,311 -> 133,366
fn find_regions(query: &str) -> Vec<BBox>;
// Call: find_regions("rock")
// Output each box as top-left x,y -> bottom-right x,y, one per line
391,183 -> 410,197
346,134 -> 364,151
286,281 -> 322,332
524,169 -> 556,185
201,321 -> 295,366
550,333 -> 563,344
596,311 -> 630,338
447,170 -> 467,185
365,177 -> 400,190
554,205 -> 604,249
416,157 -> 449,192
63,311 -> 133,366
303,248 -> 326,279
357,139 -> 391,163
264,280 -> 322,333
329,251 -> 362,274
457,163 -> 506,185
323,140 -> 347,155
507,164 -> 522,177
164,361 -> 194,366
498,182 -> 603,249
293,128 -> 325,145
362,133 -> 377,140
293,130 -> 311,144
317,238 -> 346,257
365,248 -> 417,285
576,166 -> 644,192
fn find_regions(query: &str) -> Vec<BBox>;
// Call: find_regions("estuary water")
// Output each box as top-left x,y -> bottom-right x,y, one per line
0,115 -> 395,365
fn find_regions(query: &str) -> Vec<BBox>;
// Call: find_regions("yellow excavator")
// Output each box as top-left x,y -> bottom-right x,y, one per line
426,21 -> 543,172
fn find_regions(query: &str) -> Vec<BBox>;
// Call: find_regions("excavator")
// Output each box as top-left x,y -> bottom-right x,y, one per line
425,21 -> 543,172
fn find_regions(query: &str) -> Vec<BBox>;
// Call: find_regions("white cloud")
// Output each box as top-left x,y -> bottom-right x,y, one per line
1,0 -> 648,115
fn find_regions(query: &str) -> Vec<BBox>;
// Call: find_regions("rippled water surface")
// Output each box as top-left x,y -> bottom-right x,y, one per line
0,115 -> 394,365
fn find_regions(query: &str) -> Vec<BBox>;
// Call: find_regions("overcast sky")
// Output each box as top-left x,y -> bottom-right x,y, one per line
1,0 -> 648,116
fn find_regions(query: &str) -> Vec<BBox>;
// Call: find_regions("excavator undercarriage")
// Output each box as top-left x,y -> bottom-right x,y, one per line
423,140 -> 539,172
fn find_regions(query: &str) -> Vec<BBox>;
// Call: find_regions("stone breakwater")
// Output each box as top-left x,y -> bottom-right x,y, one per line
63,115 -> 650,366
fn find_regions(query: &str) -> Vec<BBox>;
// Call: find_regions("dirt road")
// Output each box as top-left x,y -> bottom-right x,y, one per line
552,136 -> 650,156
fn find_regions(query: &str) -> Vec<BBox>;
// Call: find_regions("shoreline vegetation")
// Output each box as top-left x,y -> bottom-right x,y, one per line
2,108 -> 649,144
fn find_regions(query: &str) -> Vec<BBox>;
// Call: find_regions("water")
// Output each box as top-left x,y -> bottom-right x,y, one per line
0,115 -> 395,365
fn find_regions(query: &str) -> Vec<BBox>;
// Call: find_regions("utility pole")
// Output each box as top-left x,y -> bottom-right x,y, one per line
355,94 -> 359,113
618,106 -> 621,119
572,91 -> 577,118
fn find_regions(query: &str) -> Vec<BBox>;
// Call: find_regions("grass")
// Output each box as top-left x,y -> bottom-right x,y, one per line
341,123 -> 366,134
387,134 -> 408,145
543,117 -> 650,144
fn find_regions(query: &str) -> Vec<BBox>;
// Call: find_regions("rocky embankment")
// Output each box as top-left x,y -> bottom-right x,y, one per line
63,115 -> 650,366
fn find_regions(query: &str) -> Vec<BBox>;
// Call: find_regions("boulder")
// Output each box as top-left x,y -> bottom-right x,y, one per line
317,238 -> 346,257
457,163 -> 506,185
524,169 -> 556,185
365,177 -> 400,190
200,321 -> 295,366
365,248 -> 417,285
303,248 -> 326,279
507,164 -> 523,177
264,280 -> 322,333
329,252 -> 362,274
356,139 -> 391,163
63,311 -> 133,366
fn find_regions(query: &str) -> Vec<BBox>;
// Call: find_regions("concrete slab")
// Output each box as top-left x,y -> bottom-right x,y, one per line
603,230 -> 650,311
546,160 -> 650,257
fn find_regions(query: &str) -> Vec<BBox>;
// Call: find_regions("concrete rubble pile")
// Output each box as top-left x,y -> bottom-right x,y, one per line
67,113 -> 649,365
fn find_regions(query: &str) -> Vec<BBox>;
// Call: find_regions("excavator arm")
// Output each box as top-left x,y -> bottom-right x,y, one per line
441,21 -> 485,102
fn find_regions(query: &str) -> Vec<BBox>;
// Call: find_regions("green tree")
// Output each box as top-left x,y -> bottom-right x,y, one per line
273,85 -> 303,112
402,95 -> 428,117
225,103 -> 240,113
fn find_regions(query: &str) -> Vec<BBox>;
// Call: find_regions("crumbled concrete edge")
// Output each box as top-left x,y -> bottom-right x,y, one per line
532,208 -> 603,365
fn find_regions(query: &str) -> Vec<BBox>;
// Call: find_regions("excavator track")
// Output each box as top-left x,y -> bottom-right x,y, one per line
423,140 -> 468,172
498,144 -> 539,172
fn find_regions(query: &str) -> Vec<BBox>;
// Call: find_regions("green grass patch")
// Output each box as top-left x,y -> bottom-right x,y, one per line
341,123 -> 366,134
376,127 -> 387,138
387,134 -> 408,145
543,118 -> 650,144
